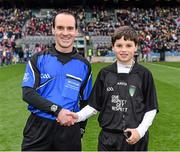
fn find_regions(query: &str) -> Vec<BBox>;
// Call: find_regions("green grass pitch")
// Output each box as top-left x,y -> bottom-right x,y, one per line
0,62 -> 180,151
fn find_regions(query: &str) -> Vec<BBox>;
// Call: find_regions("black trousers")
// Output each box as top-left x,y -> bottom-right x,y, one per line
22,114 -> 81,151
98,129 -> 149,151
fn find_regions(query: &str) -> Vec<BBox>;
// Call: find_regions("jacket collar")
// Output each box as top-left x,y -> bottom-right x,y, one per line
110,61 -> 140,74
49,45 -> 79,64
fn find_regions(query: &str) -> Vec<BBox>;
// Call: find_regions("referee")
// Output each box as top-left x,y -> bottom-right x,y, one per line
21,10 -> 92,151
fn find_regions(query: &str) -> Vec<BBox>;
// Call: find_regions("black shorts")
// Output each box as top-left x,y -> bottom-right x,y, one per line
22,113 -> 81,151
98,129 -> 149,151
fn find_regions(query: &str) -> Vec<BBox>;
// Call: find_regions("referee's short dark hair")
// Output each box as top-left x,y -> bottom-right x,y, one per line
52,9 -> 78,29
112,26 -> 139,46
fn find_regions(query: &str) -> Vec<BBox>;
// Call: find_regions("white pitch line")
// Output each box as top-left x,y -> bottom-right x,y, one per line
147,63 -> 180,71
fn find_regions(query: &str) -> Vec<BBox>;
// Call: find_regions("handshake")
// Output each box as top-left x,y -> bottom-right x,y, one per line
56,108 -> 79,126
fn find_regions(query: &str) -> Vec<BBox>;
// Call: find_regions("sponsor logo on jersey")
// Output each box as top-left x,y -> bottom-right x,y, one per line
41,73 -> 51,79
107,87 -> 114,91
117,82 -> 127,86
111,95 -> 127,112
67,80 -> 80,87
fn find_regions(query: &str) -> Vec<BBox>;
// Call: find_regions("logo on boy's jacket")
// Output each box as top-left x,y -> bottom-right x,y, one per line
117,81 -> 127,86
107,87 -> 114,91
129,85 -> 136,97
111,95 -> 127,112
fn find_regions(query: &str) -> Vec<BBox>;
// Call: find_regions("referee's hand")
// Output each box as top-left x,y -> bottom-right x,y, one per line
56,109 -> 78,126
124,128 -> 140,145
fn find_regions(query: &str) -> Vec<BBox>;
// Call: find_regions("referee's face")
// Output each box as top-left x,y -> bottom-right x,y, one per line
52,13 -> 78,53
112,36 -> 138,64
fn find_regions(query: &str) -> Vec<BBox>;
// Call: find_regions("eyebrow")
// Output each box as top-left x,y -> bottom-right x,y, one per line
56,25 -> 75,28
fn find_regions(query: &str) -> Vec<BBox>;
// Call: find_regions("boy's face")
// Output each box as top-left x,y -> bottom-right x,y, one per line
112,36 -> 137,64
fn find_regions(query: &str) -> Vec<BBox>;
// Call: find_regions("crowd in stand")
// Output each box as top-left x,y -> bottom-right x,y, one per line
0,8 -> 32,66
24,6 -> 180,57
26,17 -> 52,36
0,6 -> 179,65
0,8 -> 32,40
84,6 -> 180,59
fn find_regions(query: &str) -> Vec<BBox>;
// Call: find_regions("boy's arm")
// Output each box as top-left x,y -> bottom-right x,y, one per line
76,105 -> 97,122
125,109 -> 157,145
76,68 -> 104,131
135,69 -> 158,138
136,109 -> 157,138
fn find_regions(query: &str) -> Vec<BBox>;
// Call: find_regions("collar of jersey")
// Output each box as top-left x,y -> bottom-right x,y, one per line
110,61 -> 140,74
49,45 -> 79,64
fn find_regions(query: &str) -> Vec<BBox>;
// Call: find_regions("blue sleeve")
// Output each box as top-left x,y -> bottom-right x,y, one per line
22,61 -> 35,88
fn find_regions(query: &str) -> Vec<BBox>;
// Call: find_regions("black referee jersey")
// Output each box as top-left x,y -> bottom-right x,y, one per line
89,61 -> 158,131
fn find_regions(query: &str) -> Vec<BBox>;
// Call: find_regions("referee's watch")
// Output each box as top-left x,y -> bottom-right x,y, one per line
50,104 -> 61,116
51,104 -> 58,112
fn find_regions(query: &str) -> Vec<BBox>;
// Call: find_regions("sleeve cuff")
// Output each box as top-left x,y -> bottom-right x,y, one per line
53,106 -> 62,117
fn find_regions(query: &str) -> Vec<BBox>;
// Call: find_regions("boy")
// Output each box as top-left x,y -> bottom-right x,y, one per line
71,26 -> 158,151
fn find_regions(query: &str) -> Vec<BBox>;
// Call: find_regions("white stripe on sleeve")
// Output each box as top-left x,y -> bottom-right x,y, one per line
28,60 -> 35,85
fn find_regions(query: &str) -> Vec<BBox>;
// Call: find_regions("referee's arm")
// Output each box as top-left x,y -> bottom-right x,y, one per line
22,86 -> 62,117
22,56 -> 62,117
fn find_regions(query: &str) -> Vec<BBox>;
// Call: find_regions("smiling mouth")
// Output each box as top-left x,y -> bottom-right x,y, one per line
120,54 -> 128,56
62,39 -> 70,42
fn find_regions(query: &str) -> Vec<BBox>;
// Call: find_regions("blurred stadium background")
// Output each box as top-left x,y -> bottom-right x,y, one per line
0,0 -> 180,64
0,0 -> 180,151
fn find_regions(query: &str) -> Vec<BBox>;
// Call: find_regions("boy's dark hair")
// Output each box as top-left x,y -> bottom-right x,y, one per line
52,9 -> 77,29
112,26 -> 139,46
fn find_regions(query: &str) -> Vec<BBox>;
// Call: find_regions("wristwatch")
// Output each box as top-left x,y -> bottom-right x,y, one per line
50,104 -> 62,117
50,104 -> 58,113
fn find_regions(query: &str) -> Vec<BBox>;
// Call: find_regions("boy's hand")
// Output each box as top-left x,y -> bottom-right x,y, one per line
124,128 -> 140,145
56,109 -> 78,126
